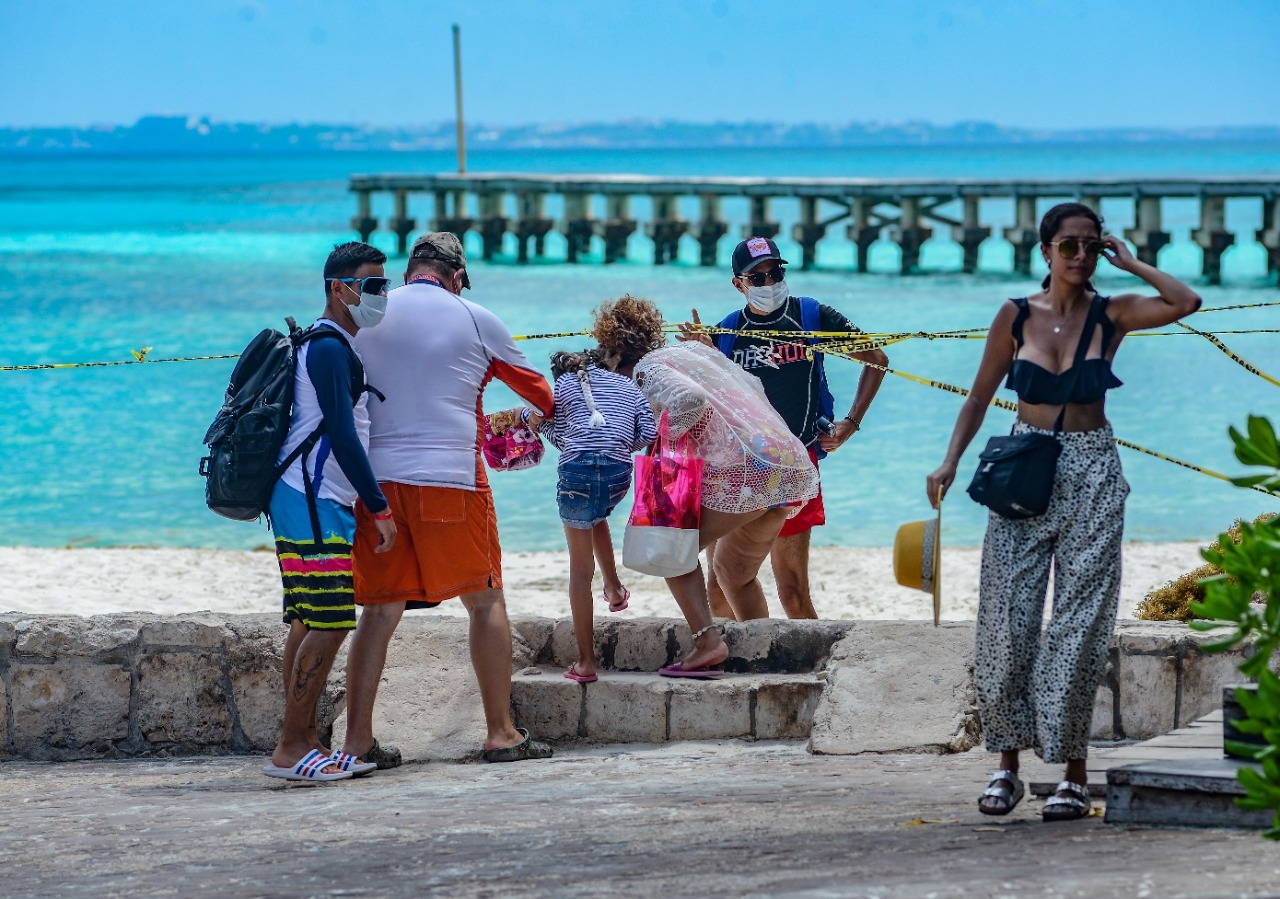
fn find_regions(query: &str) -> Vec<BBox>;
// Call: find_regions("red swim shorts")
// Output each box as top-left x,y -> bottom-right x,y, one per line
778,446 -> 825,538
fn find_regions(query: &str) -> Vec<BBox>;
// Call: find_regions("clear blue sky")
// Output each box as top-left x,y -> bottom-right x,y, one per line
5,0 -> 1279,129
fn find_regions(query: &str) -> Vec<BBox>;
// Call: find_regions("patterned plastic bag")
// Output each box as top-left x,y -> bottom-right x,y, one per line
482,408 -> 545,472
622,411 -> 703,576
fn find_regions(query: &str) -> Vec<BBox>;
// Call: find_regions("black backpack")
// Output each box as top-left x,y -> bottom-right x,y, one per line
199,317 -> 377,534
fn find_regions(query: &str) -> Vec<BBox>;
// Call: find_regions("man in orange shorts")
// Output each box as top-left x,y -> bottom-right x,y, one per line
343,233 -> 556,765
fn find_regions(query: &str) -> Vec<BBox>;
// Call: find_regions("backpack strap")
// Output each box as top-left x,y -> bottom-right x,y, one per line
716,310 -> 741,358
798,297 -> 836,439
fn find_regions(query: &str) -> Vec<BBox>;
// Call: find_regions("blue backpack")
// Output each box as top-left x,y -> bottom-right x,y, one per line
715,296 -> 835,459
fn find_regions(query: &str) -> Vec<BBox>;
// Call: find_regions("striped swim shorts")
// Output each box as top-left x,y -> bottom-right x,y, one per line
268,480 -> 358,630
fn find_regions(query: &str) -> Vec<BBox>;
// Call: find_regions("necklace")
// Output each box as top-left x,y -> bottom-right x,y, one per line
1051,304 -> 1073,334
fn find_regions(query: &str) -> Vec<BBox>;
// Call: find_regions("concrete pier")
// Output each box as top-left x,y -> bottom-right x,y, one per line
349,173 -> 1280,283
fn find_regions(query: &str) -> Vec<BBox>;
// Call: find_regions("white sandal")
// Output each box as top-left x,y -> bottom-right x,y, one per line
978,769 -> 1025,816
1042,780 -> 1091,821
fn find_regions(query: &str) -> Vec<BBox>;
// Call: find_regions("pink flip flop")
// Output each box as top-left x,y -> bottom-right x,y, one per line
603,586 -> 630,613
564,664 -> 598,684
658,660 -> 724,679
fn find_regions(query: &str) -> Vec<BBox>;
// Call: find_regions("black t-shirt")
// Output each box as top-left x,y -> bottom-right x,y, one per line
721,297 -> 858,446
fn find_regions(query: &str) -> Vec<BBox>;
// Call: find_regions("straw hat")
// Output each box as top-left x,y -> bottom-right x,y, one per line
893,497 -> 943,626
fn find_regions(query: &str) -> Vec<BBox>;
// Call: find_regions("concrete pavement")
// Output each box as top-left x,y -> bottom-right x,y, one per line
1,741 -> 1277,898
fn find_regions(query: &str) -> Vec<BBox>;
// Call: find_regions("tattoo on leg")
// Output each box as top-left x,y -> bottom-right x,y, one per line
292,653 -> 325,702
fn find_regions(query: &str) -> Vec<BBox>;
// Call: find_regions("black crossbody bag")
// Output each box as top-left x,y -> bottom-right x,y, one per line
966,298 -> 1100,519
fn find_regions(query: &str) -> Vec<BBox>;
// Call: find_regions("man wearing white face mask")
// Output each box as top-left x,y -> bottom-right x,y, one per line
680,236 -> 887,619
262,240 -> 397,782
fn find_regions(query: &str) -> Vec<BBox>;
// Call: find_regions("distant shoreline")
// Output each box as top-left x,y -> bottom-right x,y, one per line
4,115 -> 1279,156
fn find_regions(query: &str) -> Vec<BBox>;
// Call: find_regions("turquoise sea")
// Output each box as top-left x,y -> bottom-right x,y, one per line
0,144 -> 1277,551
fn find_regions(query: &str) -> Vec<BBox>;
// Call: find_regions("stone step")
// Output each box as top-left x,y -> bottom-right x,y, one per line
1105,758 -> 1273,829
510,667 -> 824,744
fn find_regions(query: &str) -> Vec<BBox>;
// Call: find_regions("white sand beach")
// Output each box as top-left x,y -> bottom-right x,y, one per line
0,542 -> 1203,621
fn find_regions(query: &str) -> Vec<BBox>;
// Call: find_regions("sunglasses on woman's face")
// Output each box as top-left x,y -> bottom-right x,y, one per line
1049,238 -> 1104,259
741,265 -> 786,287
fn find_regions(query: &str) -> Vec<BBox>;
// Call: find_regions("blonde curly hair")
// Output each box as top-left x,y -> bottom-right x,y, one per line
591,294 -> 666,370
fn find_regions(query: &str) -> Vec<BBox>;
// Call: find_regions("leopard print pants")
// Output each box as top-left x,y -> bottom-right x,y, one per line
974,421 -> 1129,764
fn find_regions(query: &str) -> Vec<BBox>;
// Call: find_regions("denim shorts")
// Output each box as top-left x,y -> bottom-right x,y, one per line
557,453 -> 634,529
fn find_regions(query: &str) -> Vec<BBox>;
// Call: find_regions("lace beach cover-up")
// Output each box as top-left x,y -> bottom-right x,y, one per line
634,342 -> 818,515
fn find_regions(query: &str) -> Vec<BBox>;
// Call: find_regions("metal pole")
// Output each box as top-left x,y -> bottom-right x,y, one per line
452,23 -> 466,174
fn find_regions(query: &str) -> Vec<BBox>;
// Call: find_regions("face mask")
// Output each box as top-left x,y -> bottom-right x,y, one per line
746,280 -> 789,314
348,290 -> 388,329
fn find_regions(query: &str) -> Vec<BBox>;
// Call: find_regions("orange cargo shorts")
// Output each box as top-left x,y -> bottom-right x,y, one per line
353,482 -> 503,607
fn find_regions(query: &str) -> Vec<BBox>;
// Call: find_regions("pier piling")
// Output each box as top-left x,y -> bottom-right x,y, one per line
1124,196 -> 1172,267
603,195 -> 636,264
514,191 -> 553,263
892,197 -> 933,274
563,192 -> 594,263
1192,196 -> 1235,285
695,194 -> 728,267
745,196 -> 780,241
1003,196 -> 1040,277
647,194 -> 688,265
351,189 -> 378,244
477,191 -> 507,260
951,197 -> 990,274
792,197 -> 827,270
389,190 -> 416,255
846,198 -> 880,273
1257,196 -> 1280,279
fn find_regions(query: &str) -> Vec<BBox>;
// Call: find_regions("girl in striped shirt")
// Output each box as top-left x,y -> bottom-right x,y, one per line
524,349 -> 657,683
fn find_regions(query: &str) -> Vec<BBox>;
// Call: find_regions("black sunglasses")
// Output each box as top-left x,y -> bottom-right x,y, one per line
326,276 -> 392,295
741,265 -> 786,287
1049,238 -> 1104,259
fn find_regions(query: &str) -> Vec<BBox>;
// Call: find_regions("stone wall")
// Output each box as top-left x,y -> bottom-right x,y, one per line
0,614 -> 1255,763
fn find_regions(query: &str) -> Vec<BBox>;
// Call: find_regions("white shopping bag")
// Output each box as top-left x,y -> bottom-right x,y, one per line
622,524 -> 700,578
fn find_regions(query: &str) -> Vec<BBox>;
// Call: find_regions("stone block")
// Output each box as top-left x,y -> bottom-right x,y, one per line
0,674 -> 8,757
755,679 -> 823,740
611,619 -> 676,671
668,680 -> 751,740
1091,676 -> 1116,741
224,614 -> 289,644
810,622 -> 979,754
509,616 -> 555,665
1117,651 -> 1177,740
1114,622 -> 1182,655
13,617 -> 141,659
227,638 -> 284,750
511,672 -> 582,742
583,676 -> 668,743
140,615 -> 230,650
721,621 -> 775,670
1179,637 -> 1251,726
0,616 -> 18,653
330,617 -> 486,762
549,618 -> 616,670
10,663 -> 130,754
136,652 -> 233,746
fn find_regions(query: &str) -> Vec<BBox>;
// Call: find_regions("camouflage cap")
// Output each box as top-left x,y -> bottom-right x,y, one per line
410,232 -> 471,289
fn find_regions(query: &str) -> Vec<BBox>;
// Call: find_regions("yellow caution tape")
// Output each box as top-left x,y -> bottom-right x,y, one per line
819,346 -> 1273,495
1173,320 -> 1280,389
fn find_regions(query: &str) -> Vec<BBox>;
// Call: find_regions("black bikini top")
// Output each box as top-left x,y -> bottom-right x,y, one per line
1004,295 -> 1122,406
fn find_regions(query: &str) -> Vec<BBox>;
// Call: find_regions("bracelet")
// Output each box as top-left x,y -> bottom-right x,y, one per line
843,416 -> 861,428
373,509 -> 394,521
